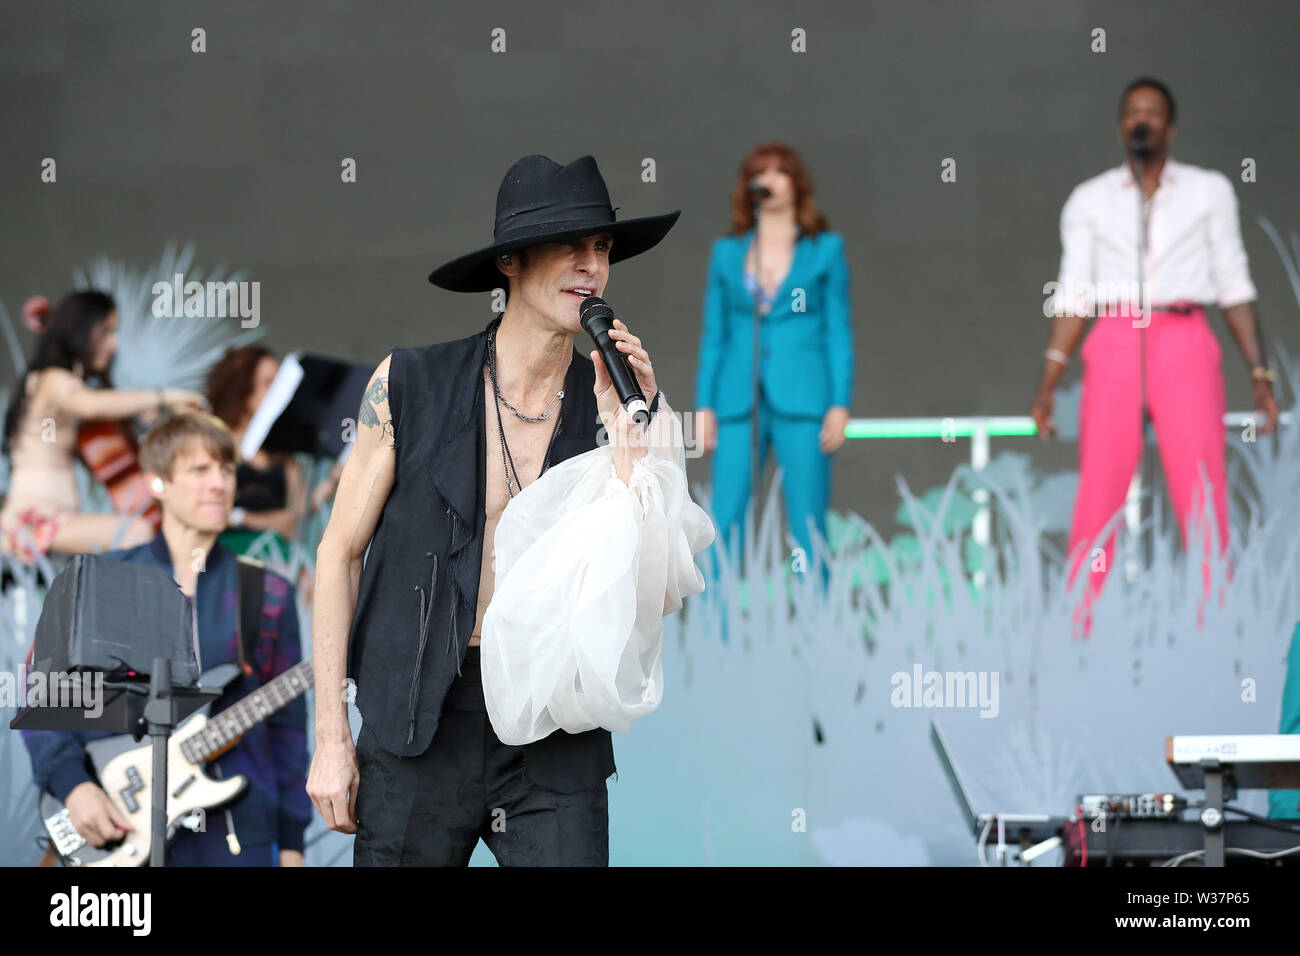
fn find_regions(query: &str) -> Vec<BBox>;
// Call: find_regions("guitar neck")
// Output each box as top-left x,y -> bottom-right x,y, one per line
181,659 -> 314,762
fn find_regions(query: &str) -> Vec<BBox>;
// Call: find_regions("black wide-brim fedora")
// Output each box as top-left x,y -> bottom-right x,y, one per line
428,154 -> 681,293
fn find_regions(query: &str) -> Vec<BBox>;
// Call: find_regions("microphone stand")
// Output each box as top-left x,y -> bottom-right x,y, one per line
143,657 -> 175,867
1133,143 -> 1153,575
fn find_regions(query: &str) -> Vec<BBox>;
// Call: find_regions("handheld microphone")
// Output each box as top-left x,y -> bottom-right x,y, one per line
579,296 -> 650,426
748,178 -> 772,201
1128,123 -> 1152,161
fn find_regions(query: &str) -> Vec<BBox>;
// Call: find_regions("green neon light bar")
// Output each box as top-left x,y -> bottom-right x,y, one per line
843,411 -> 1287,440
845,417 -> 1038,439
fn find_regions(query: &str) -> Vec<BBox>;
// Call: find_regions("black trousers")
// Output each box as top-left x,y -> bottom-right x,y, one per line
353,645 -> 610,866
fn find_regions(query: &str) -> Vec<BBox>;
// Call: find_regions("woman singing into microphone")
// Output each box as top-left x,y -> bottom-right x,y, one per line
694,142 -> 855,587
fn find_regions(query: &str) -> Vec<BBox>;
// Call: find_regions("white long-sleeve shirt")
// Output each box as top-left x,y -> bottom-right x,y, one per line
1048,156 -> 1257,316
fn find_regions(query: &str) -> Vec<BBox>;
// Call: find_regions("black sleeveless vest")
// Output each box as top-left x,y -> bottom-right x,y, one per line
347,319 -> 659,791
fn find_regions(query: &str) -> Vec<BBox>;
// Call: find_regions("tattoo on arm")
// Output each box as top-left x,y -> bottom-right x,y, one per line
359,377 -> 396,446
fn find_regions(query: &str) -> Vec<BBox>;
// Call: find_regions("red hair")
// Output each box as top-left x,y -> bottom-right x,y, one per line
728,142 -> 829,237
206,345 -> 273,430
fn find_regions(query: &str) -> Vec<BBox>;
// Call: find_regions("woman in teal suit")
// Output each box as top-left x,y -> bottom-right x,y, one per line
695,142 -> 854,586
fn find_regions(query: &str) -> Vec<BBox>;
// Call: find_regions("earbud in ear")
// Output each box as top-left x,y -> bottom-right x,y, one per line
150,477 -> 164,494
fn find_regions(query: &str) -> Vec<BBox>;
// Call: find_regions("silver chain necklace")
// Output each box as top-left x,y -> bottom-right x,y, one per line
486,319 -> 564,498
498,388 -> 562,423
486,321 -> 563,422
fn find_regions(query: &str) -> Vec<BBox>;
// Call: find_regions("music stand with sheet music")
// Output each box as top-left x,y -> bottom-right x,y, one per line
239,350 -> 372,462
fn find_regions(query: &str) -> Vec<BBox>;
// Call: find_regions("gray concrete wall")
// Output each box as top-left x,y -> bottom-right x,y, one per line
2,0 -> 1298,529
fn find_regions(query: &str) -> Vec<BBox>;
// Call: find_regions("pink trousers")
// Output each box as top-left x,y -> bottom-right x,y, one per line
1065,307 -> 1229,632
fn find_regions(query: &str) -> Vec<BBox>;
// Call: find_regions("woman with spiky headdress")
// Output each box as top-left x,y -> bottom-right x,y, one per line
1,291 -> 208,562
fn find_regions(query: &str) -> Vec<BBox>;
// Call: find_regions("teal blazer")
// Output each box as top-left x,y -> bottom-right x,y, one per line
694,229 -> 854,420
1270,620 -> 1300,819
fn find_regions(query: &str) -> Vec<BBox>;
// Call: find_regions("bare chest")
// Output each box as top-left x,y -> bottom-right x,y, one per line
482,377 -> 565,524
473,375 -> 565,641
744,242 -> 795,295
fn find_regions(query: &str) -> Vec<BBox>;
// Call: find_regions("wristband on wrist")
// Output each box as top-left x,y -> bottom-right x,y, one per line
1044,348 -> 1069,367
1251,365 -> 1275,384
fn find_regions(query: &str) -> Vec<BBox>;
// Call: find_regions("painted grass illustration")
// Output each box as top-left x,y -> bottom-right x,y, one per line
2,223 -> 1298,865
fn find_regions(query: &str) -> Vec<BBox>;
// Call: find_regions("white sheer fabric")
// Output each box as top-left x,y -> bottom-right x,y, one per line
481,393 -> 715,745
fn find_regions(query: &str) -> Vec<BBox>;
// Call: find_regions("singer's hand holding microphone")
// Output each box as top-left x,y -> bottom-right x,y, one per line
581,296 -> 659,484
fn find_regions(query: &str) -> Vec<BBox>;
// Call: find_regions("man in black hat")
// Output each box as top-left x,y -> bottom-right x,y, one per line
307,154 -> 682,865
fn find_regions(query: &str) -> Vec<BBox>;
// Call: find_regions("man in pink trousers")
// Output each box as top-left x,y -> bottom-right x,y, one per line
1030,77 -> 1278,637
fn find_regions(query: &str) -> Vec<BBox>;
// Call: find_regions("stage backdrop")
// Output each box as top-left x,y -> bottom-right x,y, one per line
2,0 -> 1300,866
